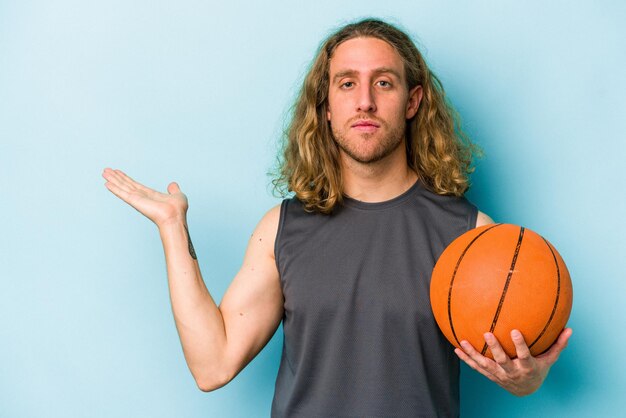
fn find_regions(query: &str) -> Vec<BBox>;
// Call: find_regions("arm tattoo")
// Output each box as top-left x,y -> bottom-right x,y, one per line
184,225 -> 197,260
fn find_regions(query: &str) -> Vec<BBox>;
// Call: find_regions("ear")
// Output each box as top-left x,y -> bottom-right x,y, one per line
326,105 -> 331,121
405,85 -> 423,119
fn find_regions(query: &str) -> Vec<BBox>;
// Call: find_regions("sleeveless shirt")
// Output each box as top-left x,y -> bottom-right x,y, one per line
271,180 -> 478,418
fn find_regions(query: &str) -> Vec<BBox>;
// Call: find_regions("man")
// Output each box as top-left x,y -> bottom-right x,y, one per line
103,18 -> 571,417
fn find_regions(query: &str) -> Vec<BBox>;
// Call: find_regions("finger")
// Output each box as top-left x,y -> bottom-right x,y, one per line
459,340 -> 501,376
454,348 -> 498,382
115,169 -> 164,196
167,182 -> 181,195
109,169 -> 159,199
538,328 -> 573,364
102,167 -> 119,181
511,329 -> 533,367
103,169 -> 132,193
103,167 -> 124,181
484,332 -> 516,373
103,168 -> 130,187
104,180 -> 132,202
113,169 -> 140,190
558,327 -> 573,346
105,169 -> 144,195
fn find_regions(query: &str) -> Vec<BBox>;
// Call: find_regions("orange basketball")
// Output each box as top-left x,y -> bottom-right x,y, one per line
430,223 -> 573,359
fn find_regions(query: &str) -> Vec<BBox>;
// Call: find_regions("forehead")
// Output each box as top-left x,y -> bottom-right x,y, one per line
329,37 -> 405,78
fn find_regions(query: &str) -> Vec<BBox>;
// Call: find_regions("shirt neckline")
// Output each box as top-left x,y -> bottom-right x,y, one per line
342,179 -> 424,211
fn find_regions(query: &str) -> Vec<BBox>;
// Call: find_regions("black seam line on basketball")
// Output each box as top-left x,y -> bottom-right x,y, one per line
480,226 -> 525,356
447,223 -> 503,348
528,237 -> 561,350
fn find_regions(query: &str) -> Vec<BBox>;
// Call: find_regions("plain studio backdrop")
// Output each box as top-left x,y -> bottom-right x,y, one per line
1,1 -> 624,417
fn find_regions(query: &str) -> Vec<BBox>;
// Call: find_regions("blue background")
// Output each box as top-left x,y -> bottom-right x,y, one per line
1,1 -> 624,417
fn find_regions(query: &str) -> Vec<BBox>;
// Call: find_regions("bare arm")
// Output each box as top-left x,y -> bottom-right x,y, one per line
102,168 -> 283,391
476,211 -> 495,227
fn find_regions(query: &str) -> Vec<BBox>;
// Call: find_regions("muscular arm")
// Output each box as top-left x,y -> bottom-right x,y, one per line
102,169 -> 283,392
173,206 -> 283,392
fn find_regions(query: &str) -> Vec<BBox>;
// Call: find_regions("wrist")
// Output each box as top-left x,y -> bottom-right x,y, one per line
157,215 -> 198,261
157,215 -> 188,233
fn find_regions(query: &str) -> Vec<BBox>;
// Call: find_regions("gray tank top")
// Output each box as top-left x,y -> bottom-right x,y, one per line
272,180 -> 477,418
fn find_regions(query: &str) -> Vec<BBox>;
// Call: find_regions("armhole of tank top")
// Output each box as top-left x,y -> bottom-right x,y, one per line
274,199 -> 290,276
468,201 -> 479,230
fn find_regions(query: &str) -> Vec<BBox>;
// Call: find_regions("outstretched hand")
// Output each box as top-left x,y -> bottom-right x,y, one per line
102,168 -> 188,228
455,328 -> 572,396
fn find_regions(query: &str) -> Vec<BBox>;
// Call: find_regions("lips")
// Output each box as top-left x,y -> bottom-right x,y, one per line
351,119 -> 381,133
351,119 -> 380,128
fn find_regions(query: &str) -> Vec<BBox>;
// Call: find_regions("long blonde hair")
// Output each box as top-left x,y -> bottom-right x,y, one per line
273,18 -> 480,214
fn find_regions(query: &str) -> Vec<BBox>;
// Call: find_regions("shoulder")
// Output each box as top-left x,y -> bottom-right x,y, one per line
240,204 -> 283,266
255,203 -> 282,237
476,211 -> 495,227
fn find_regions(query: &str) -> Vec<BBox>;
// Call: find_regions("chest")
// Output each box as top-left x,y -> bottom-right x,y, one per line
278,212 -> 442,325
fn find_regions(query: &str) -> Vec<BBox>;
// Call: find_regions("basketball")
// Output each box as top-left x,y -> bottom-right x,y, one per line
430,223 -> 573,359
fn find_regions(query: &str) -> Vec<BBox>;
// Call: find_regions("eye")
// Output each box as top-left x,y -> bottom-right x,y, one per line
377,80 -> 392,88
340,81 -> 355,89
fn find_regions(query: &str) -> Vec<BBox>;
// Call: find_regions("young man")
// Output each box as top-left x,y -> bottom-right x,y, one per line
103,19 -> 571,417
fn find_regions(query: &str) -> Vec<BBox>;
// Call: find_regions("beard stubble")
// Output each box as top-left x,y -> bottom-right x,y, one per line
331,118 -> 406,164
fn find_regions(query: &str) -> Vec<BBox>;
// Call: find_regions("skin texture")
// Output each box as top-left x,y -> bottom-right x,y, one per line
327,37 -> 420,165
102,35 -> 571,397
326,37 -> 423,203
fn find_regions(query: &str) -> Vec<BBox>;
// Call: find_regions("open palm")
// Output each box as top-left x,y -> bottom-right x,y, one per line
102,168 -> 188,228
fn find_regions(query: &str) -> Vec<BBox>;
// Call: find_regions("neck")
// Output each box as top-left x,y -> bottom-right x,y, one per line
341,141 -> 418,203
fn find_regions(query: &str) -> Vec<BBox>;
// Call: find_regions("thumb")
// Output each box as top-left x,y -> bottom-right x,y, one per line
167,182 -> 182,194
539,328 -> 572,364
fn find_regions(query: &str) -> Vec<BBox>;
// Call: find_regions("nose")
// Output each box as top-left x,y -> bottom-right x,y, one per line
356,85 -> 376,113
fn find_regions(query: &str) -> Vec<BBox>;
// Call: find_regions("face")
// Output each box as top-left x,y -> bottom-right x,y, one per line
326,37 -> 422,165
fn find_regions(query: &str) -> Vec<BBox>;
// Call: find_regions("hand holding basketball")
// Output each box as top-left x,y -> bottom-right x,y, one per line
455,327 -> 572,396
429,223 -> 574,395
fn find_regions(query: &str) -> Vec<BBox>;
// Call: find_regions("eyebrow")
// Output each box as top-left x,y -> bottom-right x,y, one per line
332,67 -> 403,84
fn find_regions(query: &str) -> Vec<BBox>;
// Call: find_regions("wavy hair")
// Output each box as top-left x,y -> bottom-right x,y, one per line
273,18 -> 480,214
